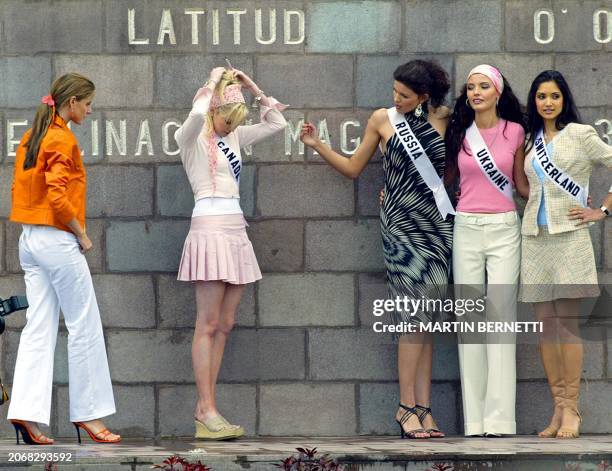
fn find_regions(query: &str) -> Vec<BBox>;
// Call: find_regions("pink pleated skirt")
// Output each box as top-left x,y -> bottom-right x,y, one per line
177,215 -> 262,284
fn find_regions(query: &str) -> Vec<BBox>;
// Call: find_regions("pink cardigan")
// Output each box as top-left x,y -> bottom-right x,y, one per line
175,87 -> 287,199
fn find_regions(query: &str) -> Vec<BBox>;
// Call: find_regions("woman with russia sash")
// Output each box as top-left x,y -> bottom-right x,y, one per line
175,66 -> 287,439
521,70 -> 612,439
301,60 -> 455,439
445,65 -> 529,436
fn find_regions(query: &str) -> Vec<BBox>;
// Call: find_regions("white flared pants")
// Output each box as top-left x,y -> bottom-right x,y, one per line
7,225 -> 115,425
453,211 -> 520,436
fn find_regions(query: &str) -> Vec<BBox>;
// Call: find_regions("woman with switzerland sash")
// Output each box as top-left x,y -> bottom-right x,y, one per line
444,65 -> 529,437
521,70 -> 612,439
301,60 -> 455,439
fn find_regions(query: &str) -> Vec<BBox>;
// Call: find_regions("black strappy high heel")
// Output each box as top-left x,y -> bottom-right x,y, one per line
414,404 -> 445,438
10,420 -> 54,445
396,403 -> 430,439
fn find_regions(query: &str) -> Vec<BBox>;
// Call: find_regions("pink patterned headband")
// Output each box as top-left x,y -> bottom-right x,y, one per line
467,64 -> 504,95
210,84 -> 245,109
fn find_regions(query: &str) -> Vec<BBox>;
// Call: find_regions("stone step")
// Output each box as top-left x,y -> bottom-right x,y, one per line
3,436 -> 611,470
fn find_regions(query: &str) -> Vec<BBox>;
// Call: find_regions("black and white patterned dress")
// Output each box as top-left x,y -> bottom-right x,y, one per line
380,109 -> 453,326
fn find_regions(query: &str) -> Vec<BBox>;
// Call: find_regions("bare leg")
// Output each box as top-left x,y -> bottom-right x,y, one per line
193,281 -> 226,422
414,337 -> 433,404
210,284 -> 245,400
555,298 -> 583,438
396,333 -> 430,438
534,302 -> 564,437
414,334 -> 444,436
76,419 -> 120,442
11,421 -> 53,444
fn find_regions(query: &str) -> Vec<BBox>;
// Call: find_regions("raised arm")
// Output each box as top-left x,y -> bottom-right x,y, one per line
174,67 -> 225,147
231,69 -> 288,147
300,109 -> 385,179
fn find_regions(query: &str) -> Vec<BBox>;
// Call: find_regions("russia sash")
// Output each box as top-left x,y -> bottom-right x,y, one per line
387,108 -> 455,219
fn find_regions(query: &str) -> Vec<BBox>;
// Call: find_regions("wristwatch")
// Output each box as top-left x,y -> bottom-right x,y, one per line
253,89 -> 265,102
600,205 -> 610,216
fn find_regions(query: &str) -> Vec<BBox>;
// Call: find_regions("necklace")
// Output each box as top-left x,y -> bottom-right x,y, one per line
479,121 -> 501,149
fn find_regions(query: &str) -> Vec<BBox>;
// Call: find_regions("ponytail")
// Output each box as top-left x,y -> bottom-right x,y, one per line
24,104 -> 55,170
23,72 -> 95,170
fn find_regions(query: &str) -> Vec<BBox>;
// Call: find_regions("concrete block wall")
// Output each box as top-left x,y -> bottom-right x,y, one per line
0,0 -> 610,438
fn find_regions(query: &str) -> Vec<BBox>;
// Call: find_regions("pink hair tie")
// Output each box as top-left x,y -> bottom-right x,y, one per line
41,95 -> 55,107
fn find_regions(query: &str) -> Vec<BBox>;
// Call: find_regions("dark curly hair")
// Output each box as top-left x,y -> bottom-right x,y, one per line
393,60 -> 450,108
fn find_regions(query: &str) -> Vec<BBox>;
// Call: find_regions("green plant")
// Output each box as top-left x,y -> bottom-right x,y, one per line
152,454 -> 212,471
276,447 -> 344,470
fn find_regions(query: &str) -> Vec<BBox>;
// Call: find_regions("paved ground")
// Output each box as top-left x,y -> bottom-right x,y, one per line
0,436 -> 611,470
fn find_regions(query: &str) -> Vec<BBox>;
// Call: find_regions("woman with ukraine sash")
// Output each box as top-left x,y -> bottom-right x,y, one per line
521,70 -> 612,439
444,65 -> 529,437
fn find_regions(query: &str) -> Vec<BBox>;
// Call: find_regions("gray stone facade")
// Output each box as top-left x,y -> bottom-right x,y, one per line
0,0 -> 610,438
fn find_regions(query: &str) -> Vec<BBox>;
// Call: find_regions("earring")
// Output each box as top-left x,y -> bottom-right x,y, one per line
465,98 -> 470,107
414,102 -> 423,118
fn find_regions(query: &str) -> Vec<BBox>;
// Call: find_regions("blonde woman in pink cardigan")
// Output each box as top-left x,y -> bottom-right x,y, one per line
175,66 -> 287,440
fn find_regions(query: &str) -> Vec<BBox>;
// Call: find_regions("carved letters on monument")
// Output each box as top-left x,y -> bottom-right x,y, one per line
128,7 -> 306,46
1,6 -> 611,160
5,118 -> 363,158
533,8 -> 611,44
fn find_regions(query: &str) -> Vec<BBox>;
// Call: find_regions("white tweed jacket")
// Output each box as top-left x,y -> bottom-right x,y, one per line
523,123 -> 612,236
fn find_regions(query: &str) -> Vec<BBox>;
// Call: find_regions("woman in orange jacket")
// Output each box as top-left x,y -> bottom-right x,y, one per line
8,73 -> 120,445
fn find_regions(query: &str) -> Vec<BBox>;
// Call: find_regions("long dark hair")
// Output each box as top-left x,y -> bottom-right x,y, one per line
393,59 -> 450,108
525,70 -> 581,154
444,72 -> 525,185
24,73 -> 95,170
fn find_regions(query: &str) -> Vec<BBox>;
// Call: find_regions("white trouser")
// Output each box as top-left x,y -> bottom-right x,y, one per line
453,211 -> 520,436
7,225 -> 115,425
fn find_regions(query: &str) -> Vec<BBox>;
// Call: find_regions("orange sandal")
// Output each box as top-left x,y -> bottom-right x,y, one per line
10,419 -> 54,445
73,421 -> 121,444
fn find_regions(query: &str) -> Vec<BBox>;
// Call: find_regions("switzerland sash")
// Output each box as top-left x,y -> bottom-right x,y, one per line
532,129 -> 587,206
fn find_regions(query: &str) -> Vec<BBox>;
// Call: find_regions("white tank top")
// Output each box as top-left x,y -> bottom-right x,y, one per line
192,197 -> 242,217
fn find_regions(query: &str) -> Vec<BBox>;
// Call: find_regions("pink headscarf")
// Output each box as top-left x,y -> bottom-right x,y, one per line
467,64 -> 504,95
211,83 -> 245,110
207,84 -> 246,193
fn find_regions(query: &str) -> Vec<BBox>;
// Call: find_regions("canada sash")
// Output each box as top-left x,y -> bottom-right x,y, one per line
217,138 -> 241,183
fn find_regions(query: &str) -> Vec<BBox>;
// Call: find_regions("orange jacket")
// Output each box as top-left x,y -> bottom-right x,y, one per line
10,115 -> 86,233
